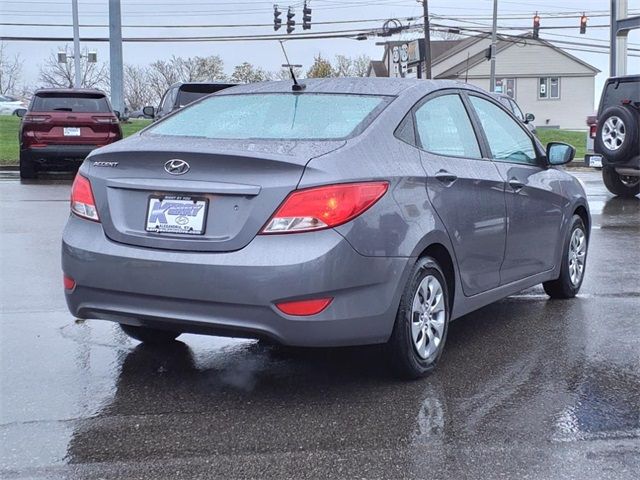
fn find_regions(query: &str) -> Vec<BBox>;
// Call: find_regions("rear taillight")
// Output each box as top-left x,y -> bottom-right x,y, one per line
275,298 -> 333,316
93,116 -> 119,124
589,124 -> 597,139
63,275 -> 76,290
70,174 -> 99,222
23,114 -> 50,123
261,182 -> 389,234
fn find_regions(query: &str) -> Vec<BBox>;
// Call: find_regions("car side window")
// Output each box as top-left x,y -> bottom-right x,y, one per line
509,99 -> 524,121
469,96 -> 537,165
414,94 -> 482,158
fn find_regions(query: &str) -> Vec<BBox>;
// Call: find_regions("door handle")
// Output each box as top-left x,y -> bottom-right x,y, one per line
435,170 -> 458,185
508,178 -> 525,192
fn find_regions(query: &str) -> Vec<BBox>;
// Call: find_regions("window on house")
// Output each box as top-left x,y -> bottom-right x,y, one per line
539,77 -> 560,99
495,78 -> 516,99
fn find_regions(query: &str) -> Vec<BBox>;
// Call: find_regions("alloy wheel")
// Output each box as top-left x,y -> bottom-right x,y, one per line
601,116 -> 626,151
411,275 -> 446,360
568,228 -> 587,286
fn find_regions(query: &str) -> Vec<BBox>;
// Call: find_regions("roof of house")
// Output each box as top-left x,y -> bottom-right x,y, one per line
367,60 -> 389,77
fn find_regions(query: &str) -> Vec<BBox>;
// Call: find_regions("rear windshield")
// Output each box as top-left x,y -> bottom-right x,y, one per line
31,93 -> 111,113
600,79 -> 639,112
147,93 -> 391,140
176,84 -> 235,108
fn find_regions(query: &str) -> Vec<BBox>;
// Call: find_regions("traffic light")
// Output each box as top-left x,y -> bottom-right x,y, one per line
273,5 -> 282,31
533,13 -> 540,39
302,2 -> 312,30
580,14 -> 587,34
286,7 -> 295,34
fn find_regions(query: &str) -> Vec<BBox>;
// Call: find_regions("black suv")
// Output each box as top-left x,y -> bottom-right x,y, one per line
594,75 -> 639,197
143,82 -> 236,120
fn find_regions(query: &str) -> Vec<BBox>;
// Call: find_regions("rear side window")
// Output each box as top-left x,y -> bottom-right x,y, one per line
414,94 -> 482,158
31,93 -> 110,113
600,80 -> 640,112
147,93 -> 390,140
177,84 -> 234,108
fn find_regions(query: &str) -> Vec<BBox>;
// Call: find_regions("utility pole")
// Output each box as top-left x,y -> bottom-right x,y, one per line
489,0 -> 498,92
71,0 -> 81,88
109,0 -> 124,115
611,0 -> 628,76
421,0 -> 432,79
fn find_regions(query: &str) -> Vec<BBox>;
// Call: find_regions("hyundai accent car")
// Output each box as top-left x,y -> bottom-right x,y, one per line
62,78 -> 590,378
18,89 -> 122,179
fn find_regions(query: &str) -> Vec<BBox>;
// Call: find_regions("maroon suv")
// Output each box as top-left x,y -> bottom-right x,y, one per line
18,89 -> 122,179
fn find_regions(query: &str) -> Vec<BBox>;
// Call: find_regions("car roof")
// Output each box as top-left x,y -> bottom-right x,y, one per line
33,88 -> 107,96
217,77 -> 473,97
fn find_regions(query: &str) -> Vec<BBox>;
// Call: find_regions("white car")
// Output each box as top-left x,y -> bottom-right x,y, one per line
0,94 -> 27,115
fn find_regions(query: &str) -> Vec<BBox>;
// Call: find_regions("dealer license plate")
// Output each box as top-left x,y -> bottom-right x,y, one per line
63,127 -> 81,136
145,195 -> 208,235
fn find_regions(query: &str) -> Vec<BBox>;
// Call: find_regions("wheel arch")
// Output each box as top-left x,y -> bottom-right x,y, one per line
417,242 -> 456,312
573,204 -> 590,238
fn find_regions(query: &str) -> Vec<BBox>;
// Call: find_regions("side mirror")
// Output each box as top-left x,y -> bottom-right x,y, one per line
114,110 -> 121,120
142,106 -> 155,118
15,108 -> 27,118
547,142 -> 575,165
524,113 -> 535,124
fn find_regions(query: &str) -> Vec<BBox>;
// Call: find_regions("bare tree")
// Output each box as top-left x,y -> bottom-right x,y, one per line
148,55 -> 226,101
124,64 -> 157,110
432,30 -> 463,41
39,45 -> 108,90
230,62 -> 271,83
333,55 -> 353,77
0,42 -> 24,95
273,67 -> 303,81
351,54 -> 371,77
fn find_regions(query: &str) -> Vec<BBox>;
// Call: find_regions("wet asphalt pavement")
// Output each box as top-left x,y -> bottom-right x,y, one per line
0,170 -> 638,479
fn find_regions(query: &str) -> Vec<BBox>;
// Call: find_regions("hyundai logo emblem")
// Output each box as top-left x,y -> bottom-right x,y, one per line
164,159 -> 190,175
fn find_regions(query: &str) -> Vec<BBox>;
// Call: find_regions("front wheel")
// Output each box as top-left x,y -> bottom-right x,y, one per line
120,324 -> 181,344
602,166 -> 640,197
387,257 -> 450,379
543,215 -> 588,299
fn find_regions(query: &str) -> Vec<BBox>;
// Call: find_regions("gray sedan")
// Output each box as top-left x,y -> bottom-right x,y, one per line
62,78 -> 589,378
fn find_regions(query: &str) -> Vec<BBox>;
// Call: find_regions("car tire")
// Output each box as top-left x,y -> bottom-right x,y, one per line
543,214 -> 588,299
120,324 -> 181,344
387,256 -> 450,379
602,165 -> 640,197
594,106 -> 639,163
19,152 -> 37,179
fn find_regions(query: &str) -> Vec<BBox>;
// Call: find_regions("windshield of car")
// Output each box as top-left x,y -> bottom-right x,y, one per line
31,93 -> 111,113
147,93 -> 391,140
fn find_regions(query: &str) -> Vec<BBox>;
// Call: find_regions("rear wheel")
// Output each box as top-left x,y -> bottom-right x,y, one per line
387,256 -> 450,379
602,166 -> 640,197
120,324 -> 181,344
19,152 -> 37,179
543,215 -> 588,299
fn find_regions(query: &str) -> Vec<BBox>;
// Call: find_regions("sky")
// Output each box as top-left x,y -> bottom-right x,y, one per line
1,0 -> 639,106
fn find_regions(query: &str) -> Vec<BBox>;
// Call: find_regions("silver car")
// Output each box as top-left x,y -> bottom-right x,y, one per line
62,78 -> 590,378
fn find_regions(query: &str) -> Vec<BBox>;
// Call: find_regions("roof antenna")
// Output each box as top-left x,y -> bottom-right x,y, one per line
279,40 -> 306,91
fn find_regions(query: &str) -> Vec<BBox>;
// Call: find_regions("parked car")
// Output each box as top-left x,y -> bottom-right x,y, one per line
491,93 -> 537,134
62,78 -> 589,379
128,108 -> 151,119
593,75 -> 639,197
584,112 -> 601,168
143,81 -> 237,120
0,94 -> 27,115
17,89 -> 122,179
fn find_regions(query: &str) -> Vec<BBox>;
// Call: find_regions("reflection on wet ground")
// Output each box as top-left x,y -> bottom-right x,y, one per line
1,171 -> 639,479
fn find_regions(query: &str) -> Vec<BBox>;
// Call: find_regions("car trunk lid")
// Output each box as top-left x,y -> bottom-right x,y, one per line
87,135 -> 344,252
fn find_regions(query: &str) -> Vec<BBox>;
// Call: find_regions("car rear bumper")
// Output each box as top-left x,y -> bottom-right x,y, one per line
603,154 -> 640,173
62,215 -> 412,347
23,145 -> 98,164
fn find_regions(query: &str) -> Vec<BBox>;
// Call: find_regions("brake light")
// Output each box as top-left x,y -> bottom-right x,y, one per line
275,298 -> 333,316
63,275 -> 76,290
93,116 -> 119,124
261,182 -> 389,234
70,174 -> 99,222
589,124 -> 597,139
23,114 -> 50,123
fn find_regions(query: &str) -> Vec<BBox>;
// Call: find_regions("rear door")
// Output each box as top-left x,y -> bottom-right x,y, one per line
466,93 -> 566,283
414,91 -> 507,296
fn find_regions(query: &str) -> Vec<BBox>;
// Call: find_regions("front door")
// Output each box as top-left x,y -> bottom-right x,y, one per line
467,94 -> 565,284
414,92 -> 507,296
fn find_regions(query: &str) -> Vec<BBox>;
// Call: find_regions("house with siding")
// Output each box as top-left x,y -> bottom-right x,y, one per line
368,33 -> 599,130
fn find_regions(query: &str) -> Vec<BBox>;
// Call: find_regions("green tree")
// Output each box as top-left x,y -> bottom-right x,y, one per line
230,62 -> 271,83
306,54 -> 334,78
